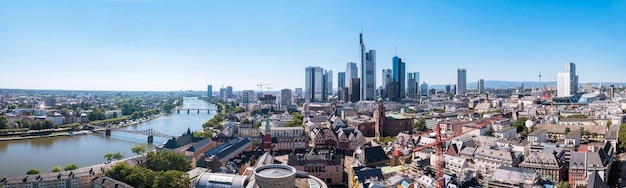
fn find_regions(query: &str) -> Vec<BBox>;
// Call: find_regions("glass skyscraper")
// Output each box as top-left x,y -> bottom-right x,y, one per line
392,56 -> 405,98
456,69 -> 467,96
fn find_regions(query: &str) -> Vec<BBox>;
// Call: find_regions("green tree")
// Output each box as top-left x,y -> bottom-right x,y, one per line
153,170 -> 189,188
0,116 -> 8,129
607,120 -> 613,128
285,112 -> 304,127
26,169 -> 40,175
514,117 -> 529,134
619,123 -> 626,150
193,131 -> 213,138
131,145 -> 147,157
564,127 -> 571,135
145,151 -> 191,172
567,114 -> 588,118
104,153 -> 114,163
233,107 -> 245,113
250,109 -> 261,116
591,132 -> 598,139
609,158 -> 622,186
557,181 -> 571,188
64,163 -> 78,171
105,163 -> 154,188
112,152 -> 124,161
413,118 -> 427,131
51,165 -> 62,172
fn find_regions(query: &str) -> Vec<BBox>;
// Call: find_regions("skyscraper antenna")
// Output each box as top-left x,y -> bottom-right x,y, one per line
361,23 -> 363,34
395,46 -> 397,56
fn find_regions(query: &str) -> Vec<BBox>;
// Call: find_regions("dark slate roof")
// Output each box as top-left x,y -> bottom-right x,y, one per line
92,176 -> 134,188
569,152 -> 587,170
587,149 -> 610,168
565,131 -> 580,139
586,170 -> 605,188
162,134 -> 196,149
216,137 -> 251,159
186,146 -> 195,152
606,130 -> 618,140
364,146 -> 389,164
162,138 -> 180,149
353,166 -> 384,182
287,152 -> 345,166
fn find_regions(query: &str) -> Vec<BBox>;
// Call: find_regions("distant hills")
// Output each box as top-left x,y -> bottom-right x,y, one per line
430,81 -> 626,90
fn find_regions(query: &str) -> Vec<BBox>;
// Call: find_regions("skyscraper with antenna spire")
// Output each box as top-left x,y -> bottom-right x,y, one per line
359,30 -> 376,101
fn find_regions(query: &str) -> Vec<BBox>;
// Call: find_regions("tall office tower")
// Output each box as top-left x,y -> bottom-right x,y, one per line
381,69 -> 393,96
338,87 -> 348,102
346,62 -> 358,87
566,62 -> 578,94
392,56 -> 406,98
305,66 -> 324,102
445,85 -> 451,94
456,69 -> 467,96
280,89 -> 292,105
295,88 -> 303,97
420,82 -> 429,97
557,72 -> 571,97
349,78 -> 361,103
219,88 -> 226,99
207,85 -> 213,98
386,81 -> 400,101
226,86 -> 233,98
338,72 -> 346,89
519,83 -> 524,93
359,33 -> 376,101
242,90 -> 255,103
323,70 -> 333,99
407,72 -> 419,98
477,79 -> 484,94
609,84 -> 615,100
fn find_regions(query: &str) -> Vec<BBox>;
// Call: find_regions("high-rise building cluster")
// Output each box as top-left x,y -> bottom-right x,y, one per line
304,67 -> 333,102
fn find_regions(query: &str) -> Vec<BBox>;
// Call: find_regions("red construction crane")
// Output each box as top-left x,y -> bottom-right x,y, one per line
412,115 -> 503,188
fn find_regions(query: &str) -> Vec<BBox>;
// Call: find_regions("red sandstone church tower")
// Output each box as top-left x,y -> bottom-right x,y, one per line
374,98 -> 385,138
262,118 -> 273,151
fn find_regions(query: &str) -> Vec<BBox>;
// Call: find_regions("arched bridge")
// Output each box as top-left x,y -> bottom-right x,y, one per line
104,128 -> 175,143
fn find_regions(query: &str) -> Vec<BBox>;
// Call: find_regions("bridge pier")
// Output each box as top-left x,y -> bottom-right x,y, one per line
147,136 -> 154,143
177,110 -> 180,113
187,109 -> 190,113
208,110 -> 210,113
105,129 -> 111,136
197,110 -> 200,114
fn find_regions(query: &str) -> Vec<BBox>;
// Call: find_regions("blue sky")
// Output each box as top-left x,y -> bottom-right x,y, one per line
1,0 -> 624,91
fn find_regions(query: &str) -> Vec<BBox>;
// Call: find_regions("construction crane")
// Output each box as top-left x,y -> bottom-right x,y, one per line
256,83 -> 276,94
412,115 -> 503,188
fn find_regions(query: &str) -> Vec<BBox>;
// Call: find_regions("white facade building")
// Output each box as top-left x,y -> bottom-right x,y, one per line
557,72 -> 571,97
242,90 -> 255,104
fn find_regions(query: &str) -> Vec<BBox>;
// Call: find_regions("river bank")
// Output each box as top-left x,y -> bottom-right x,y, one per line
0,97 -> 213,176
0,132 -> 68,141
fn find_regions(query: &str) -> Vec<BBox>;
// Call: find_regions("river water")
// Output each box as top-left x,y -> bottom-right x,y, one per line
0,97 -> 215,176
